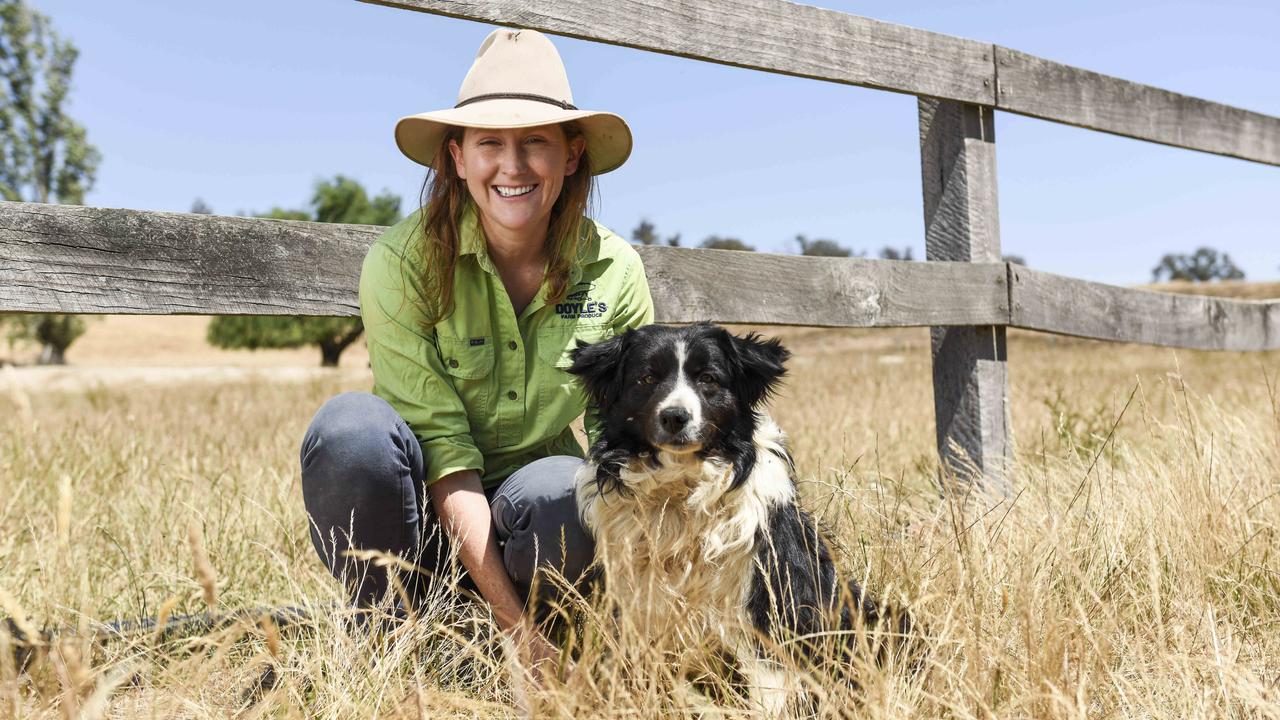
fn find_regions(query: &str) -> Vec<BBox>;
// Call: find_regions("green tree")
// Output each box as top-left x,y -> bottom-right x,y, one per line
0,0 -> 100,365
631,218 -> 681,247
206,176 -> 401,367
795,234 -> 856,257
1151,247 -> 1245,282
259,207 -> 310,222
631,218 -> 658,245
700,235 -> 754,252
879,245 -> 914,261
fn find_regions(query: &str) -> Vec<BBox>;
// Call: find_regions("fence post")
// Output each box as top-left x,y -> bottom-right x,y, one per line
918,98 -> 1012,496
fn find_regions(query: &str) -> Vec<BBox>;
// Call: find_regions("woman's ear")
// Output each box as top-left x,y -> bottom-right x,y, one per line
565,135 -> 586,176
447,138 -> 467,179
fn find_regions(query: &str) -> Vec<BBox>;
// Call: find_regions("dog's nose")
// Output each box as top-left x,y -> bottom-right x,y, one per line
659,407 -> 691,434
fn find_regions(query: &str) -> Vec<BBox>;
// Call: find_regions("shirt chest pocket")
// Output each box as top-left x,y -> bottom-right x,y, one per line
435,336 -> 496,447
437,336 -> 495,379
536,323 -> 615,370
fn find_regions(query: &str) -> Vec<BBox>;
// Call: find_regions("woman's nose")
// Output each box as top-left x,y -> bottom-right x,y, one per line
498,145 -> 529,174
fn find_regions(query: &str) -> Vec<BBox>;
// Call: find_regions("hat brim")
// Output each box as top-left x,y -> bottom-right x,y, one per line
395,99 -> 632,175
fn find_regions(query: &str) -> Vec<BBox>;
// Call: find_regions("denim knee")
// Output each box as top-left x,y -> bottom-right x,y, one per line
300,392 -> 426,606
490,455 -> 594,600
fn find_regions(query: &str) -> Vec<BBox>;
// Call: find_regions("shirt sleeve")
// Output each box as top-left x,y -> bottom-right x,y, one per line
584,254 -> 655,447
360,237 -> 485,485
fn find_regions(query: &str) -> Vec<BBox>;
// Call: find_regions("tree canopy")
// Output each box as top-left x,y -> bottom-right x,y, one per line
879,246 -> 915,261
700,235 -> 754,252
631,218 -> 681,247
0,0 -> 100,204
206,176 -> 402,366
0,0 -> 98,364
1151,247 -> 1245,282
795,234 -> 855,257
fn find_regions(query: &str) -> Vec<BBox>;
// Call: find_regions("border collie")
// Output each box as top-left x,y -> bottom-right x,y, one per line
568,323 -> 907,711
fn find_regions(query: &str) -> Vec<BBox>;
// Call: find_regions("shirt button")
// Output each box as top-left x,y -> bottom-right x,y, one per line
507,340 -> 518,350
448,358 -> 458,368
507,390 -> 518,400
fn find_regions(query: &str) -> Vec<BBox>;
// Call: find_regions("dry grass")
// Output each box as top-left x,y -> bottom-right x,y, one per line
1,320 -> 1278,718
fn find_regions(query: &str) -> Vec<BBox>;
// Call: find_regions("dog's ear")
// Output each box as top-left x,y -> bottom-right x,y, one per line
568,330 -> 631,407
724,330 -> 790,409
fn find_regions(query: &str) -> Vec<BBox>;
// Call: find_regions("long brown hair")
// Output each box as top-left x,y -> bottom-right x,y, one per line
413,122 -> 595,328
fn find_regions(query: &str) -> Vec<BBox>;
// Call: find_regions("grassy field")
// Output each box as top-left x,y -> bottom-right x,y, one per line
1,299 -> 1278,717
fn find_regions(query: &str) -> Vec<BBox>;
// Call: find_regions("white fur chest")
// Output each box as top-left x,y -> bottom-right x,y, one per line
576,419 -> 796,643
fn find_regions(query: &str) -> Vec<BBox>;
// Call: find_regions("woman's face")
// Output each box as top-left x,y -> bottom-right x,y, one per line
448,124 -> 585,245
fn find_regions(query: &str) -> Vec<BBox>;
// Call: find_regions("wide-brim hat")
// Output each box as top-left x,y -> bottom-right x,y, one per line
395,28 -> 632,175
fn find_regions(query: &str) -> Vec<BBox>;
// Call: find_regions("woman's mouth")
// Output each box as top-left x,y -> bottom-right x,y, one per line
493,184 -> 537,198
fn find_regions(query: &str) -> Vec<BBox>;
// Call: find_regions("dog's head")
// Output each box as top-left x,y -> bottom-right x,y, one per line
569,323 -> 789,477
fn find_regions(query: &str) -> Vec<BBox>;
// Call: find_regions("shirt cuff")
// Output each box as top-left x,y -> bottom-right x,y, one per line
420,437 -> 486,486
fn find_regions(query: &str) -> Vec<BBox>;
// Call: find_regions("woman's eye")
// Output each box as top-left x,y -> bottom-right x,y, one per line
640,374 -> 656,385
525,136 -> 547,144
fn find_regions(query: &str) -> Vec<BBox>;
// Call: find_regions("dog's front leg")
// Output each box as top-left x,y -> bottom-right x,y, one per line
739,652 -> 801,718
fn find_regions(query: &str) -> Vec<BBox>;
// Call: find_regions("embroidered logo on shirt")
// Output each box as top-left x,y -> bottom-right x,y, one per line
557,282 -> 606,319
564,282 -> 596,302
469,338 -> 486,346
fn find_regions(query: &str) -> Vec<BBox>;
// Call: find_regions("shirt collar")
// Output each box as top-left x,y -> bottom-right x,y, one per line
568,218 -> 601,287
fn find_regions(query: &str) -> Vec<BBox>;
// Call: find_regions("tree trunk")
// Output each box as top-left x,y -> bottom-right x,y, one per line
319,342 -> 342,368
317,324 -> 365,368
38,343 -> 65,365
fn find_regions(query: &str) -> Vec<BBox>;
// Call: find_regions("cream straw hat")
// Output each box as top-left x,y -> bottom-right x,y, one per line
395,28 -> 632,175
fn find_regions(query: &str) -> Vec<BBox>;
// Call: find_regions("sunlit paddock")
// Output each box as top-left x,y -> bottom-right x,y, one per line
1,319 -> 1278,718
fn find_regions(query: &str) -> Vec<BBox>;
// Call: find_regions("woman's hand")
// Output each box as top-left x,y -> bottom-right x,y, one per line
427,470 -> 560,689
507,622 -> 560,687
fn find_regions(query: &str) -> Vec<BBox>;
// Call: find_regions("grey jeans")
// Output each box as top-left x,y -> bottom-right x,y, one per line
300,392 -> 594,611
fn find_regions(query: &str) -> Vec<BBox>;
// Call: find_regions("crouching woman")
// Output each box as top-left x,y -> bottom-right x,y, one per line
298,29 -> 652,682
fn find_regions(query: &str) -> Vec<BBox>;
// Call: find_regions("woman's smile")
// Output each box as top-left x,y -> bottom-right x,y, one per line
493,183 -> 538,199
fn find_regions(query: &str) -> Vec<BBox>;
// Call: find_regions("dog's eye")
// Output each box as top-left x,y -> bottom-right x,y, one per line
639,374 -> 657,385
698,373 -> 717,385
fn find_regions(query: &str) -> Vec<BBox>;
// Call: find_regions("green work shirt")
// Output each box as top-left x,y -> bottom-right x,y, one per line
359,204 -> 654,488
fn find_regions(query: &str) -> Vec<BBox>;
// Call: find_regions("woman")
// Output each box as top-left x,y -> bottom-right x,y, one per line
299,29 -> 652,677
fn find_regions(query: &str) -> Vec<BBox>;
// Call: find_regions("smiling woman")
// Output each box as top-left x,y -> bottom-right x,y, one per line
296,28 -> 652,689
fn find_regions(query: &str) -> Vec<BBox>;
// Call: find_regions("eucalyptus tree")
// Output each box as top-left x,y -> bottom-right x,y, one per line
0,0 -> 101,364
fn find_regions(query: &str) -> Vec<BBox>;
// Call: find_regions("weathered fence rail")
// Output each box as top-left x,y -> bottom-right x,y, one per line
3,0 -> 1278,494
3,202 -> 1276,351
361,0 -> 1280,166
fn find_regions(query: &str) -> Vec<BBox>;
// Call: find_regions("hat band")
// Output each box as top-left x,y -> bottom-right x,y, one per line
454,92 -> 578,111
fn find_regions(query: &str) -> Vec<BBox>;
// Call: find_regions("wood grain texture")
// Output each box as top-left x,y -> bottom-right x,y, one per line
0,201 -> 1010,325
635,245 -> 1009,327
358,0 -> 995,104
5,203 -> 1278,351
0,202 -> 379,315
995,47 -> 1280,166
919,98 -> 1012,495
1011,266 -> 1280,352
360,0 -> 1280,166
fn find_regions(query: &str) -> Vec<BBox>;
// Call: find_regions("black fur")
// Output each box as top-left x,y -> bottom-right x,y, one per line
748,504 -> 904,668
568,322 -> 789,492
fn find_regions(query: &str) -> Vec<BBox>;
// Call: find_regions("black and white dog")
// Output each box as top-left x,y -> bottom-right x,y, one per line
568,323 -> 907,709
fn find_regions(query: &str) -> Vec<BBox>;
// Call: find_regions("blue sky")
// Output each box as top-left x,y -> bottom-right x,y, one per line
37,0 -> 1279,284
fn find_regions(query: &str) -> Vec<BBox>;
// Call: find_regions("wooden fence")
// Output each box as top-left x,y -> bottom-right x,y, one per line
2,0 -> 1278,497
